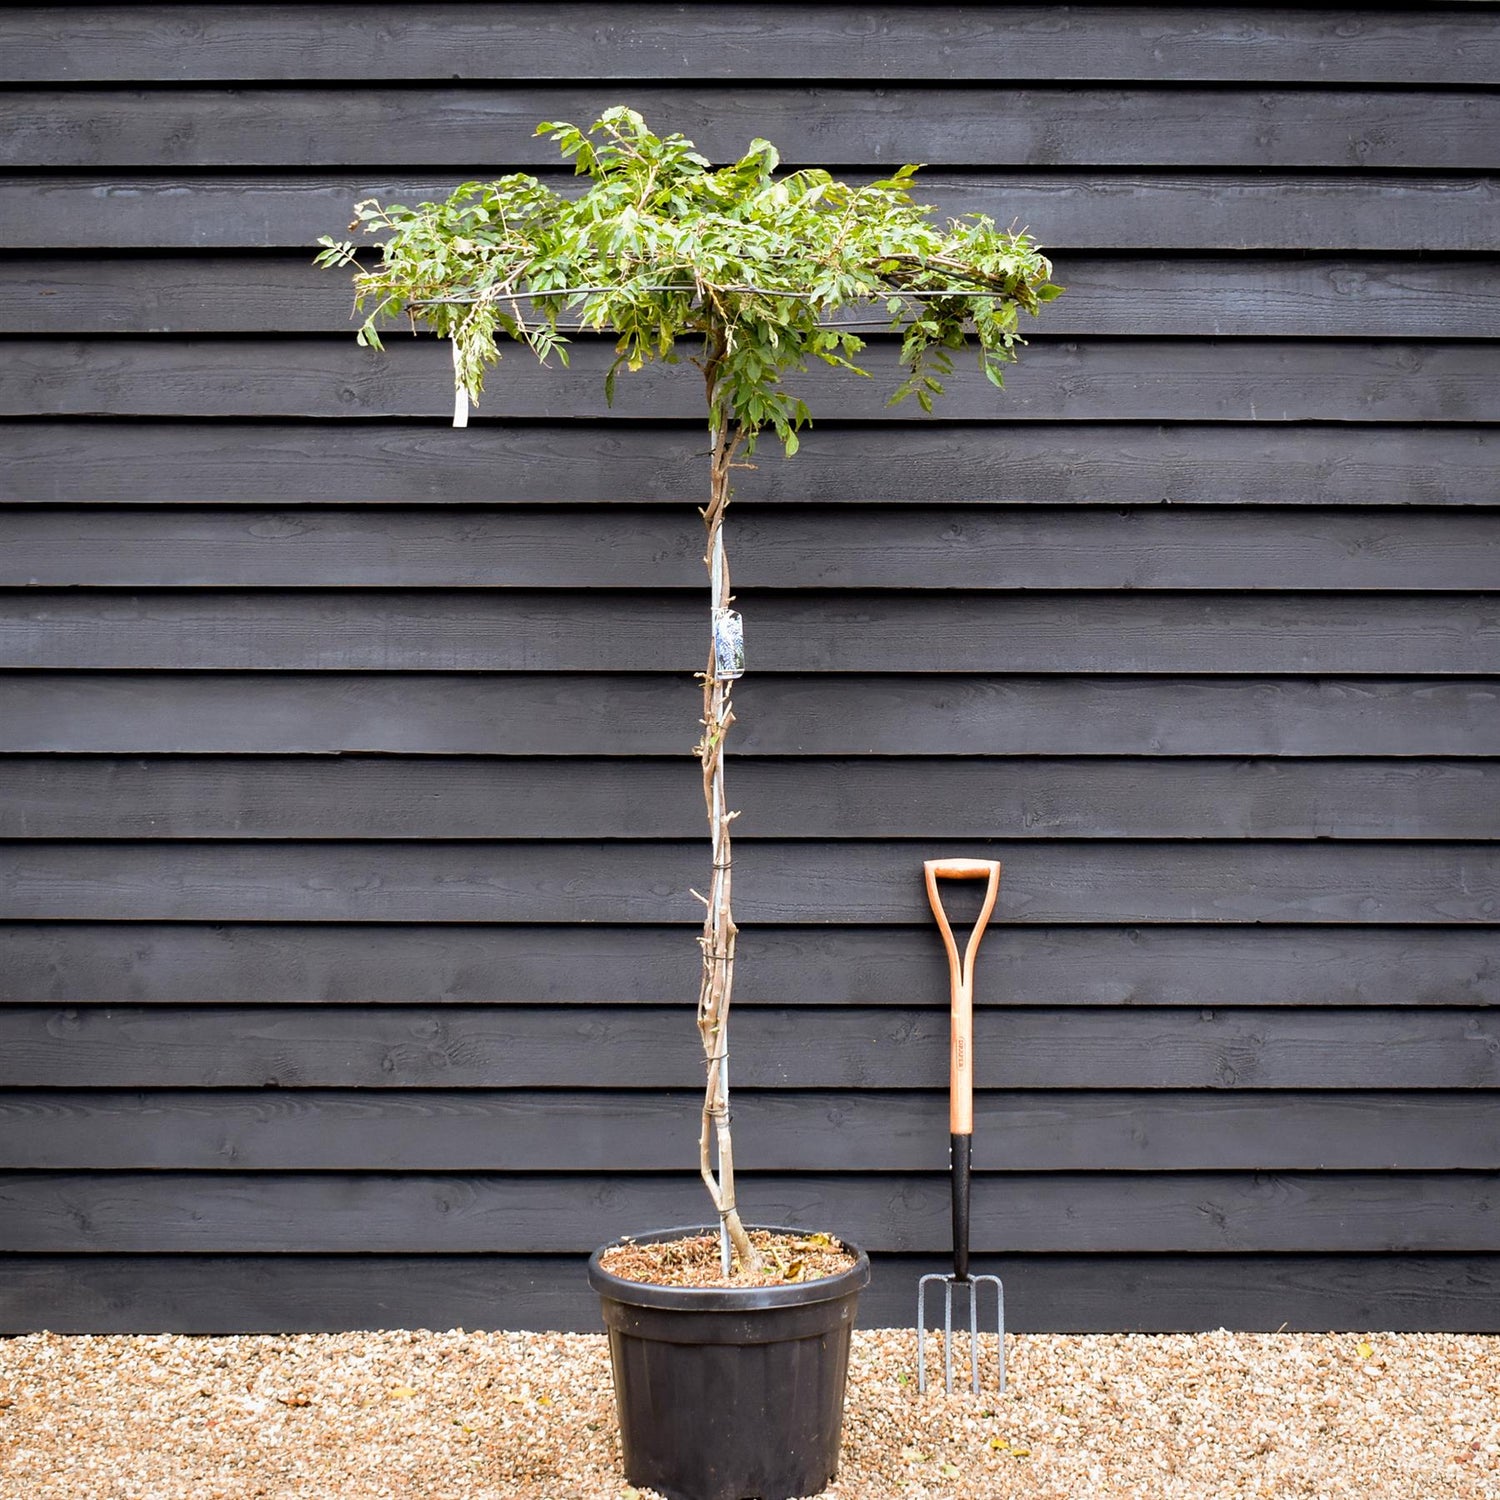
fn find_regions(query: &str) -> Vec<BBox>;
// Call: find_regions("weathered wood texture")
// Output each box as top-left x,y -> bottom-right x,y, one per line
6,256 -> 1498,338
3,592 -> 1495,673
3,1007 -> 1495,1090
5,506 -> 1497,589
4,1170 -> 1496,1253
7,756 -> 1496,840
12,7 -> 1499,85
7,1089 -> 1496,1171
1,3 -> 1495,1333
6,174 -> 1498,252
7,87 -> 1498,169
4,423 -> 1494,506
1,924 -> 1492,1008
4,1254 -> 1496,1335
4,674 -> 1495,755
3,841 -> 1495,923
8,337 -> 1499,421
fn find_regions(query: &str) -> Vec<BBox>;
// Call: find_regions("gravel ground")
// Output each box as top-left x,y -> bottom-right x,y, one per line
1,1327 -> 1497,1499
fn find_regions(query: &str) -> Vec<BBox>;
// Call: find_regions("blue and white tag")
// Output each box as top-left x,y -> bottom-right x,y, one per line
712,608 -> 745,680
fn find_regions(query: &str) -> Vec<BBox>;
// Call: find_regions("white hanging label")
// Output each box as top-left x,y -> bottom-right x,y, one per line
451,339 -> 469,428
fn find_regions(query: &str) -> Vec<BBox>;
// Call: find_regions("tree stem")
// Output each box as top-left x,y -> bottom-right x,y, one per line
696,342 -> 759,1275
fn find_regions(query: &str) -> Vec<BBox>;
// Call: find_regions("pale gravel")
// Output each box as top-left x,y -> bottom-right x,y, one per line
1,1327 -> 1497,1499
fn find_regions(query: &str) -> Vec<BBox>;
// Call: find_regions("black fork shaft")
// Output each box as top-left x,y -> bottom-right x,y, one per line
950,1132 -> 971,1280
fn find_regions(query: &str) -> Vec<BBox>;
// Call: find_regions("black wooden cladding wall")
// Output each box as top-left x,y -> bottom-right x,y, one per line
1,4 -> 1497,1334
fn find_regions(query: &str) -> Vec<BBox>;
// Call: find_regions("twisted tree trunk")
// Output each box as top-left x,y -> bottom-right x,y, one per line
695,348 -> 759,1275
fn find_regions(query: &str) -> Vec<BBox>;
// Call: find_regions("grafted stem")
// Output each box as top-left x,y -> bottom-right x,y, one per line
695,339 -> 759,1275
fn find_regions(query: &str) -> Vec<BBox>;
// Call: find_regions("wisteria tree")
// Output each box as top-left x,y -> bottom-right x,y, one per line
317,107 -> 1059,1274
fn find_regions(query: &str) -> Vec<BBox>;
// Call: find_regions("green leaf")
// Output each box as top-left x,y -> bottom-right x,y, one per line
318,108 -> 1059,434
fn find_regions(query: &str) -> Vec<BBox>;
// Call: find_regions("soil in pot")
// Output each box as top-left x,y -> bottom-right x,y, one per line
600,1228 -> 859,1290
589,1225 -> 871,1500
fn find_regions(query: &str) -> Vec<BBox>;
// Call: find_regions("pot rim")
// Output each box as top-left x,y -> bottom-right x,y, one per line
587,1224 -> 871,1313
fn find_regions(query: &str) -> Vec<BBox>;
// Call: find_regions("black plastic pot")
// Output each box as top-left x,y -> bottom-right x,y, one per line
588,1225 -> 871,1500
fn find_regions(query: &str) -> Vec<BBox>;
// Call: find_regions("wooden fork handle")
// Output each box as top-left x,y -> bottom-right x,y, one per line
924,859 -> 1002,1136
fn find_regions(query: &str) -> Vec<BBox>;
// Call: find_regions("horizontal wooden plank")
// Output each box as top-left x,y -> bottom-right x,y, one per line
10,255 -> 1498,339
2,840 -> 1495,925
1044,256 -> 1500,340
5,1089 -> 1493,1172
8,337 -> 1497,422
8,86 -> 1495,170
5,173 -> 1495,252
6,505 -> 1497,590
0,920 -> 1489,1014
5,421 -> 1495,506
931,173 -> 1500,255
4,1251 -> 1496,1335
11,7 -> 1497,85
3,1170 -> 1494,1253
3,674 -> 1495,759
3,591 -> 1495,674
2,1005 -> 1494,1089
3,922 -> 1489,1008
5,756 -> 1496,841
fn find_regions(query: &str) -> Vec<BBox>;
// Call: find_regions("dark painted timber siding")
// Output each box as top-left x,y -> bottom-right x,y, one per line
1,4 -> 1496,1334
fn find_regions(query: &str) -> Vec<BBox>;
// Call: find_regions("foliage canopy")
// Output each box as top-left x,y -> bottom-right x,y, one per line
316,106 -> 1060,446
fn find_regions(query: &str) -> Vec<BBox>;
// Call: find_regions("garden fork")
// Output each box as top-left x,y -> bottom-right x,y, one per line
917,857 -> 1005,1395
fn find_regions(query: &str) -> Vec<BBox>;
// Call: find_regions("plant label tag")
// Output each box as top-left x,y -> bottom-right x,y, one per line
713,608 -> 745,680
451,338 -> 469,427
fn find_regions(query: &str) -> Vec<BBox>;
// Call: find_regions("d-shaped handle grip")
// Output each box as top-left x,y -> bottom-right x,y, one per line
924,858 -> 1002,1135
927,858 -> 1000,880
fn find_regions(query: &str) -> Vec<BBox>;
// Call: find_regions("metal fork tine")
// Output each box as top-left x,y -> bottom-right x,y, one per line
943,1278 -> 955,1392
971,1279 -> 983,1394
974,1274 -> 1006,1394
916,1272 -> 940,1394
915,1273 -> 1007,1395
916,1275 -> 928,1392
991,1276 -> 1007,1394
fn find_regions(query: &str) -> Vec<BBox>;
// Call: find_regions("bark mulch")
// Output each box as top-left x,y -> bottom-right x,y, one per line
598,1228 -> 857,1287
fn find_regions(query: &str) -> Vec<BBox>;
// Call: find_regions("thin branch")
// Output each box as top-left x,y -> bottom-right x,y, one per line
406,284 -> 1032,307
